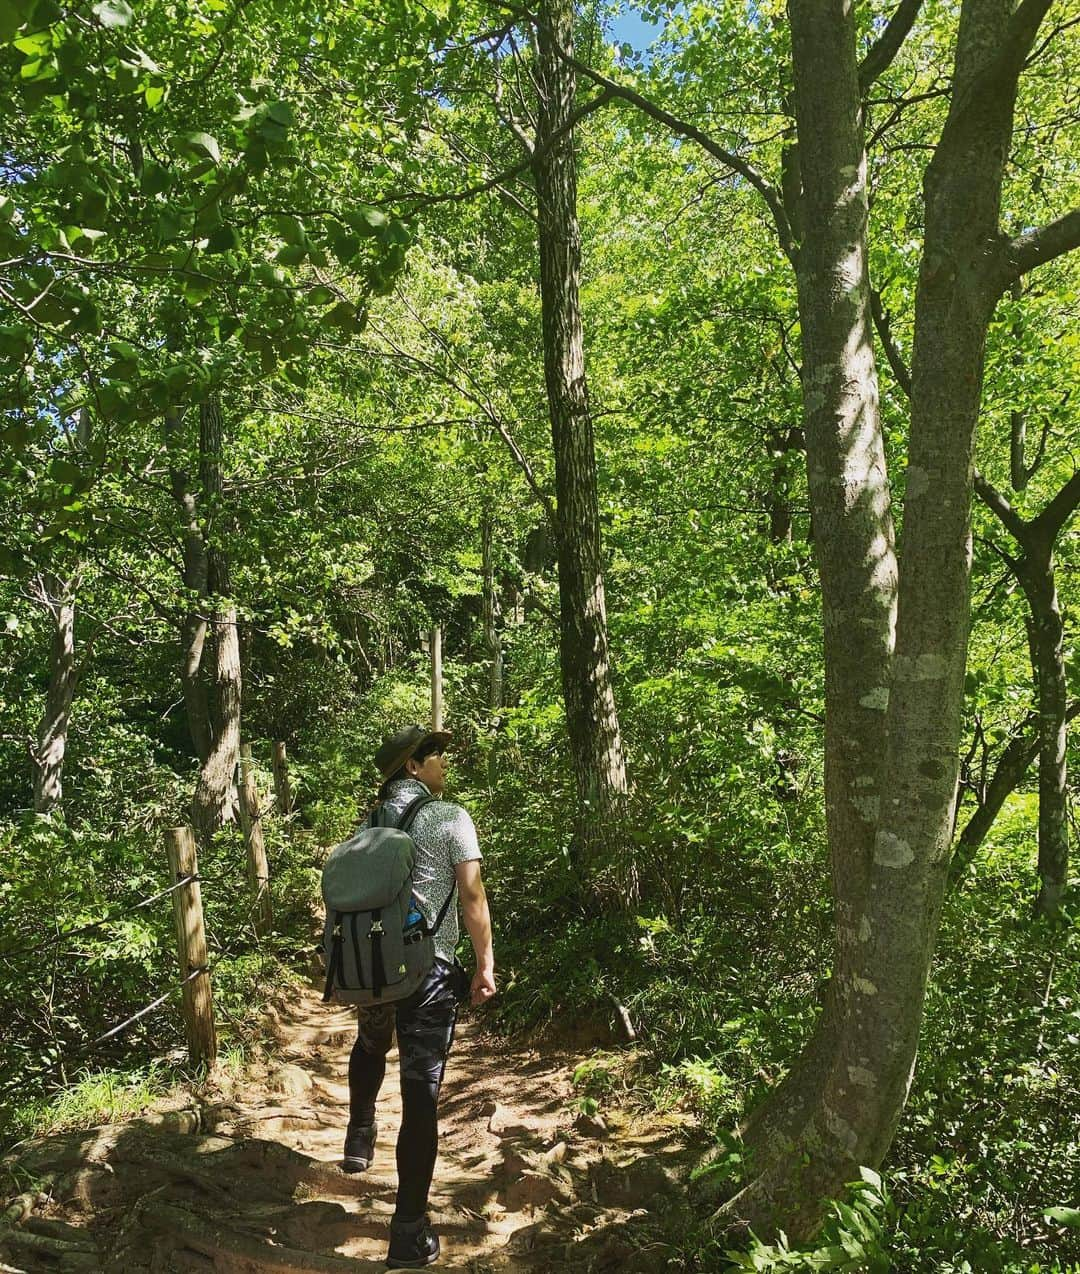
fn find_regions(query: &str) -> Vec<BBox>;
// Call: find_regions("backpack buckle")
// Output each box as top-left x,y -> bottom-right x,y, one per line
369,920 -> 384,936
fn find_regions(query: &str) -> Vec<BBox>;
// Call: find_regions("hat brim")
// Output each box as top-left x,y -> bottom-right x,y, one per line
378,729 -> 453,780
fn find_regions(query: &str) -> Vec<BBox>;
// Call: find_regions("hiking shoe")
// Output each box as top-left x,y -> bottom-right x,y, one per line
341,1121 -> 377,1173
386,1214 -> 439,1269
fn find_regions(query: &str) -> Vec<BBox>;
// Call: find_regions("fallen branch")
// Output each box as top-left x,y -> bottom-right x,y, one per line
607,993 -> 637,1043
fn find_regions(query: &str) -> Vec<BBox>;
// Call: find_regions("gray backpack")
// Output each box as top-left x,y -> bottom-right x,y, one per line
321,794 -> 456,1006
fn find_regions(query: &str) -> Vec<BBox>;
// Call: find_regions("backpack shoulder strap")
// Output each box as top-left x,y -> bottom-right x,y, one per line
383,793 -> 451,933
392,793 -> 435,833
423,879 -> 457,938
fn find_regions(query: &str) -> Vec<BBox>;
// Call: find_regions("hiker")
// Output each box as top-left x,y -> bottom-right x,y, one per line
343,725 -> 495,1270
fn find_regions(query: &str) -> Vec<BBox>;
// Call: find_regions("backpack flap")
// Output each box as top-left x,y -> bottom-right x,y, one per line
321,826 -> 416,911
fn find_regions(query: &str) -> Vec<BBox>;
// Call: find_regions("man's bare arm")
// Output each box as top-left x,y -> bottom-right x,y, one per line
455,860 -> 495,1005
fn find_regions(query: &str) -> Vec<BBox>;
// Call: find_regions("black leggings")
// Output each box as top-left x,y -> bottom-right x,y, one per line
348,959 -> 459,1220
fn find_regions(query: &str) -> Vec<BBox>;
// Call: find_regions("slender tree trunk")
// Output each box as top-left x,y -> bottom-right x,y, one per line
950,713 -> 1038,884
193,595 -> 241,840
30,408 -> 93,816
191,396 -> 241,842
533,0 -> 631,897
1008,281 -> 1030,491
165,407 -> 212,764
1020,556 -> 1069,917
762,426 -> 805,546
721,0 -> 1051,1239
972,472 -> 1080,915
430,625 -> 444,731
950,699 -> 1080,888
31,575 -> 77,815
482,512 -> 504,712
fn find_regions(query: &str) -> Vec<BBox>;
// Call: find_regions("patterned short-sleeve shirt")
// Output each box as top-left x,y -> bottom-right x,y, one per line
381,777 -> 482,964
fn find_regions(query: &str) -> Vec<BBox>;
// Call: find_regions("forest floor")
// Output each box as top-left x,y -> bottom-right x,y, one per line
0,977 -> 706,1272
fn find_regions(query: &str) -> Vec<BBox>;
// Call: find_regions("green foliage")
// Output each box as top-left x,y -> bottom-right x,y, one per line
0,1 -> 1078,1269
8,1062 -> 171,1142
722,1171 -> 893,1272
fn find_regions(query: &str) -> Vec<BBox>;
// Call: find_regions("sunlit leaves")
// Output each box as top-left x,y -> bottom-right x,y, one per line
181,130 -> 221,164
91,0 -> 134,29
0,0 -> 423,477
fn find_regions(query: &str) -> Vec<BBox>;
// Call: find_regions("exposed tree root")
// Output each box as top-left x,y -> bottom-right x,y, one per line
0,1220 -> 98,1267
139,1200 -> 384,1272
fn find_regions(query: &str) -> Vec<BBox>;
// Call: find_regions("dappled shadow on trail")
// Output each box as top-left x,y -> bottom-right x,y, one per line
1,982 -> 703,1271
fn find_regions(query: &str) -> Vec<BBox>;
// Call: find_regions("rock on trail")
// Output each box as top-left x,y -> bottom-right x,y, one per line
1,982 -> 702,1272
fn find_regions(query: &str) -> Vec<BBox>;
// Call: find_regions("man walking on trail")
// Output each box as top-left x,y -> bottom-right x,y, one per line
343,725 -> 495,1270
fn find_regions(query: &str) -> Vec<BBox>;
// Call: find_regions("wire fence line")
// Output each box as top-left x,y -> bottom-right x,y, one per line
39,947 -> 240,1076
0,870 -> 236,963
2,866 -> 231,1076
5,776 -> 293,1086
81,965 -> 208,1056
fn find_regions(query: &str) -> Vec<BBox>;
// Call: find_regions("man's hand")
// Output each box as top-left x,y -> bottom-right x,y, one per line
471,967 -> 496,1006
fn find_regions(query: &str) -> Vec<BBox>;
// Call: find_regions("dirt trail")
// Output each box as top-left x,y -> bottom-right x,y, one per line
1,981 -> 702,1272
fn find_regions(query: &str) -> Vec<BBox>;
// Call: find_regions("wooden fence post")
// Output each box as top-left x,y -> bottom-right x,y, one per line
238,744 -> 272,936
430,625 -> 443,731
271,741 -> 293,816
164,827 -> 217,1068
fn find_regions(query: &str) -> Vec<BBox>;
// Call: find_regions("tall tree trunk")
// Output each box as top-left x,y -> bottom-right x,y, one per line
191,396 -> 241,842
165,407 -> 212,764
533,0 -> 631,898
739,0 -> 898,1171
30,410 -> 92,816
31,574 -> 77,815
720,0 -> 1057,1239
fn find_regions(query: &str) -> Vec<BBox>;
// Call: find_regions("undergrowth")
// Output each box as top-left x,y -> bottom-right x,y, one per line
3,664 -> 1077,1274
481,772 -> 1080,1273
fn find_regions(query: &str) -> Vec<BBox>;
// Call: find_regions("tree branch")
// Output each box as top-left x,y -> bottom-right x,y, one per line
1034,469 -> 1080,543
368,309 -> 557,527
558,56 -> 797,265
973,470 -> 1029,542
858,0 -> 924,93
998,208 -> 1080,288
487,0 -> 796,259
388,87 -> 613,208
870,288 -> 912,397
1003,0 -> 1057,67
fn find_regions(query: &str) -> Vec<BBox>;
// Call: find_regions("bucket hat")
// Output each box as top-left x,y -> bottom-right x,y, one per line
374,724 -> 452,781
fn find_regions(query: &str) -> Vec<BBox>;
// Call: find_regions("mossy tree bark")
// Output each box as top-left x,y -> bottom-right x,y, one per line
721,0 -> 1080,1239
738,0 -> 898,1172
533,0 -> 631,899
